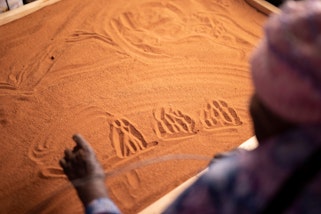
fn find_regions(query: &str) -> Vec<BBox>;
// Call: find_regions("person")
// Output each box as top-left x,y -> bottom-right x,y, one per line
59,134 -> 121,214
266,0 -> 284,7
0,0 -> 37,14
59,0 -> 321,213
0,0 -> 23,13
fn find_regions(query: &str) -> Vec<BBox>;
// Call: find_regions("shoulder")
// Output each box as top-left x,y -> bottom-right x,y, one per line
201,149 -> 264,212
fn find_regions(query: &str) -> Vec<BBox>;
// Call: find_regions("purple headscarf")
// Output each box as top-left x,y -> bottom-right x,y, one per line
251,0 -> 321,124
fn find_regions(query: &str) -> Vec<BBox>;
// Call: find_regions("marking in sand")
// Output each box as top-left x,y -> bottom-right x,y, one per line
125,169 -> 141,189
153,107 -> 198,141
28,106 -> 116,178
106,0 -> 255,64
29,132 -> 66,178
108,1 -> 184,62
110,118 -> 158,158
28,103 -> 161,178
108,169 -> 142,207
28,100 -> 240,178
0,108 -> 8,126
200,100 -> 242,130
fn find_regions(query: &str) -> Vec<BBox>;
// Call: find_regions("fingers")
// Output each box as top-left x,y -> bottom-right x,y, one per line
59,134 -> 95,179
60,134 -> 92,169
59,149 -> 86,180
72,134 -> 93,153
64,149 -> 73,161
59,157 -> 72,174
59,158 -> 67,168
60,149 -> 71,168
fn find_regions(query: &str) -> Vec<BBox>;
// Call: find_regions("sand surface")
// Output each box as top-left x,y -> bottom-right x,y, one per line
0,0 -> 266,213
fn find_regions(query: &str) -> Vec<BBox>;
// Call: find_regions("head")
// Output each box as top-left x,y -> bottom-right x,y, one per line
249,0 -> 321,141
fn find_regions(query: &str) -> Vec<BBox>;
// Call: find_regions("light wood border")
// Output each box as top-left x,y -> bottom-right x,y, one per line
0,0 -> 280,27
0,0 -> 273,213
139,136 -> 258,214
245,0 -> 280,15
0,0 -> 61,26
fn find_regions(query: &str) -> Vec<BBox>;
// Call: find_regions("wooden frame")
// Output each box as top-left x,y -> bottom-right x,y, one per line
245,0 -> 280,15
0,0 -> 279,26
0,0 -> 275,213
0,0 -> 61,26
139,136 -> 258,213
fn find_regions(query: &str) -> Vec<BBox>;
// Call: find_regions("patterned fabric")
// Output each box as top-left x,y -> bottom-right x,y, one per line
0,0 -> 23,13
85,1 -> 321,212
163,125 -> 321,213
88,126 -> 321,214
250,0 -> 321,124
85,198 -> 121,214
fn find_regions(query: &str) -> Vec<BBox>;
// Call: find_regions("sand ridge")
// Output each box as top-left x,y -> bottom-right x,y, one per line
0,0 -> 266,213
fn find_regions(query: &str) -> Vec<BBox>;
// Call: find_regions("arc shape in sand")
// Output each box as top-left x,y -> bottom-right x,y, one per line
0,0 -> 273,213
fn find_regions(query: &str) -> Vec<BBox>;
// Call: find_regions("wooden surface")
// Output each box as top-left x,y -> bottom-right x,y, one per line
139,136 -> 258,214
0,0 -> 61,26
0,0 -> 279,27
0,0 -> 268,213
245,0 -> 280,15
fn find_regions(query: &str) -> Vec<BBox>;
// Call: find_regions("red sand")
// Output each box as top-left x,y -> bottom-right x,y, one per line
0,0 -> 266,213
